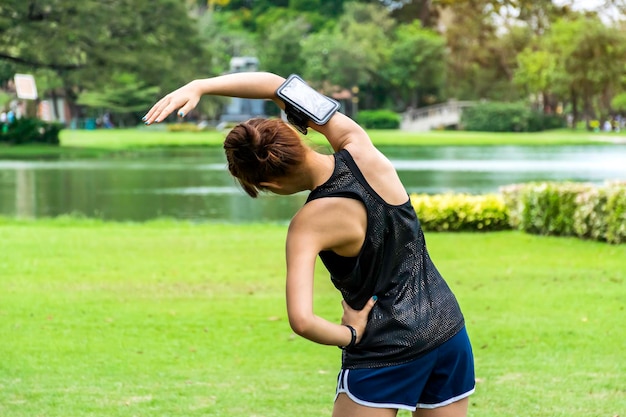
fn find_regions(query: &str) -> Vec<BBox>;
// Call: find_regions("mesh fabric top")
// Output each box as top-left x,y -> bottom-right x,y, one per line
306,149 -> 465,369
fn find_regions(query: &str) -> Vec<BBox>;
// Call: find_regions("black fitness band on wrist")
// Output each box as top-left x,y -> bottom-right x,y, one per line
340,325 -> 357,350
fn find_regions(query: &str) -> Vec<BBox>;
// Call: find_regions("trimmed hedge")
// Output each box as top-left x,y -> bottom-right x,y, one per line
166,122 -> 202,132
500,181 -> 626,244
410,193 -> 510,232
410,183 -> 624,244
461,102 -> 565,132
356,110 -> 401,129
0,118 -> 63,145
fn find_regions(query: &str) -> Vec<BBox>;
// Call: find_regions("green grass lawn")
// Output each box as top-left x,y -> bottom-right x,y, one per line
0,218 -> 623,416
58,126 -> 623,148
1,126 -> 623,159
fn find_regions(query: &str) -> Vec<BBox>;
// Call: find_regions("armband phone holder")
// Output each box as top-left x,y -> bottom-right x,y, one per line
276,74 -> 340,135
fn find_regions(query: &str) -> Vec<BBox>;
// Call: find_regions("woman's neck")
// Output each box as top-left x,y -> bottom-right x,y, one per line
300,149 -> 335,191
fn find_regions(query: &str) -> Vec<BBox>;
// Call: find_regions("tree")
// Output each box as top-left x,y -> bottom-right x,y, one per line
545,15 -> 626,126
513,48 -> 557,111
76,73 -> 160,125
300,2 -> 395,97
611,92 -> 626,113
0,0 -> 208,122
255,10 -> 313,77
197,10 -> 258,75
382,21 -> 446,109
441,0 -> 514,100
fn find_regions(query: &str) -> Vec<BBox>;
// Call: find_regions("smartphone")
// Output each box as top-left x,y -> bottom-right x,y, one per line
276,74 -> 340,128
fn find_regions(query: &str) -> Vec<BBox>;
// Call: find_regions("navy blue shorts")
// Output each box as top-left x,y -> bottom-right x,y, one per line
335,327 -> 475,411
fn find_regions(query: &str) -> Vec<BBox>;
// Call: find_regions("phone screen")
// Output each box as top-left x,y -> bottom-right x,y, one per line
277,75 -> 339,124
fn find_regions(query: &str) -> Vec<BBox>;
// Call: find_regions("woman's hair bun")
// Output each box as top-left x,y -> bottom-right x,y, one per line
224,118 -> 305,197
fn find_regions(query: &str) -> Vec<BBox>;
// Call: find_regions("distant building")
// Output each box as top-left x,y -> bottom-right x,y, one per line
219,57 -> 266,123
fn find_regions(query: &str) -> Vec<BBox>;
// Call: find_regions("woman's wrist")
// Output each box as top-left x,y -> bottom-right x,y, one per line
189,79 -> 210,95
340,325 -> 357,350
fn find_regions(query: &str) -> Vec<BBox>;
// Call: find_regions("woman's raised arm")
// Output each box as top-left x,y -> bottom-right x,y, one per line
143,71 -> 374,153
143,72 -> 286,124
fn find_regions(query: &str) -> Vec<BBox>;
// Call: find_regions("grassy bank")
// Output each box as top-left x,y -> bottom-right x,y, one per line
0,218 -> 623,416
58,126 -> 623,148
0,126 -> 623,159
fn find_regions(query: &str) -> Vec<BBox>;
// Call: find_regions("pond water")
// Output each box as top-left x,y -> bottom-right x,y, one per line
1,145 -> 625,222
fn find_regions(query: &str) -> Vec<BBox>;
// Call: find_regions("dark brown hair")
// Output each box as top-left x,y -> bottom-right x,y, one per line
224,118 -> 306,197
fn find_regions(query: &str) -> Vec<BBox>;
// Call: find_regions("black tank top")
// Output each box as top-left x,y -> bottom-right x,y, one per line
306,149 -> 465,369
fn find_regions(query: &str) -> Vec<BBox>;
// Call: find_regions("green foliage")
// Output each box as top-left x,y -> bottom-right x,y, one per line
0,0 -> 208,118
410,193 -> 510,232
255,10 -> 313,76
1,0 -> 625,128
0,118 -> 63,145
0,61 -> 17,85
611,92 -> 626,112
540,14 -> 626,123
77,73 -> 160,113
0,91 -> 12,109
197,10 -> 258,75
462,102 -> 530,132
382,21 -> 446,108
164,122 -> 217,132
522,182 -> 586,235
443,2 -> 530,102
300,2 -> 395,88
461,102 -> 564,132
574,182 -> 626,244
356,110 -> 401,129
513,48 -> 556,96
501,181 -> 626,244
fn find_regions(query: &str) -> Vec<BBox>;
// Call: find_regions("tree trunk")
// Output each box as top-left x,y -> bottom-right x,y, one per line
50,89 -> 60,121
570,88 -> 578,128
582,91 -> 594,131
420,0 -> 432,27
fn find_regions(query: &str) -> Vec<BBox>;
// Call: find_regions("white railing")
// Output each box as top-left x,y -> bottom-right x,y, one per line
401,100 -> 475,131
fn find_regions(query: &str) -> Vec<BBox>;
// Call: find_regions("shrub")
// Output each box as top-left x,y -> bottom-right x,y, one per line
500,181 -> 626,244
461,102 -> 564,132
165,122 -> 201,132
356,110 -> 401,129
521,182 -> 591,236
499,183 -> 526,229
410,193 -> 510,232
526,112 -> 566,131
604,183 -> 626,244
0,118 -> 62,145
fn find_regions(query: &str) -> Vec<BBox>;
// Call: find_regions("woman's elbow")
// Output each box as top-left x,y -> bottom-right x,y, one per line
288,313 -> 314,336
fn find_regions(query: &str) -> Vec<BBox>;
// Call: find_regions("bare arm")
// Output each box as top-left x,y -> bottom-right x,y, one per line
285,200 -> 376,347
143,71 -> 375,153
143,72 -> 287,124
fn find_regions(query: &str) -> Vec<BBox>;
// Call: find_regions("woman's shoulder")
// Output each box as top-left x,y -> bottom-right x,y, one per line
342,142 -> 394,173
341,144 -> 408,206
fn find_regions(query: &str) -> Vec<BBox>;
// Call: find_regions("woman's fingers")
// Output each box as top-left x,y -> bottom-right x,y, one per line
143,97 -> 169,124
176,96 -> 200,119
362,295 -> 378,315
143,90 -> 200,125
144,96 -> 181,124
341,296 -> 377,344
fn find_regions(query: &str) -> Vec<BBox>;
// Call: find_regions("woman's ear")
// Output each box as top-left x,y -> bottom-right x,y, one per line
259,181 -> 282,191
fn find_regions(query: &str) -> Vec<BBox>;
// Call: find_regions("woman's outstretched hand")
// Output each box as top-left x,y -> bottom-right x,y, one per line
143,81 -> 202,125
341,296 -> 377,344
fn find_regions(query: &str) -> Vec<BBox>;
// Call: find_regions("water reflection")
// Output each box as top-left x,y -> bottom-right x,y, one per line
1,145 -> 625,222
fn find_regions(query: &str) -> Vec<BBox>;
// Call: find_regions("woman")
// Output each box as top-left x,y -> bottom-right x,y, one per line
144,72 -> 475,417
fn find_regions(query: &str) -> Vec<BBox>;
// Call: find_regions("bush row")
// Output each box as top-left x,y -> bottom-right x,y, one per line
0,118 -> 63,145
410,182 -> 625,244
501,181 -> 626,244
461,102 -> 565,132
356,110 -> 401,129
410,193 -> 510,232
